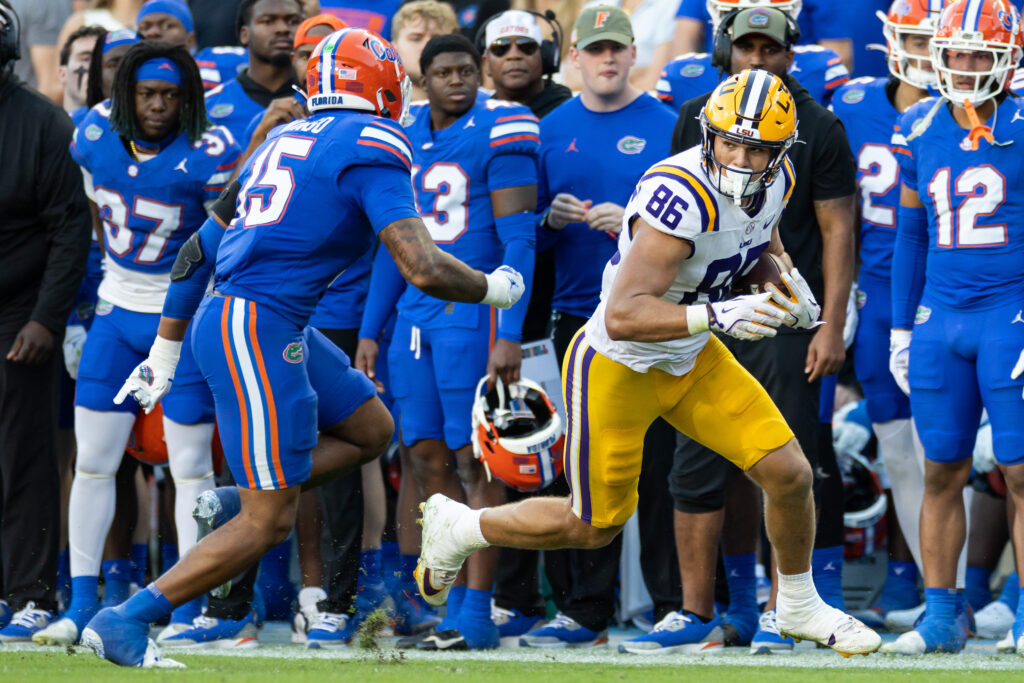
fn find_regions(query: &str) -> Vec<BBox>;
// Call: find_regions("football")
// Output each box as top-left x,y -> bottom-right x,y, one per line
732,251 -> 791,297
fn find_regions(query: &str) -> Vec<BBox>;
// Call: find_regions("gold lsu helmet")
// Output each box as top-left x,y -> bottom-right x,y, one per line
699,68 -> 797,203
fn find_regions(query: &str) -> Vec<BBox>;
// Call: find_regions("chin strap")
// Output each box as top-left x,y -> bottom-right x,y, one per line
963,98 -> 995,150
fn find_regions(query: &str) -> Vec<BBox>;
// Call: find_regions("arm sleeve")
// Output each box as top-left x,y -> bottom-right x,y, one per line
342,163 -> 420,236
495,211 -> 536,343
890,204 -> 928,329
30,109 -> 93,333
811,118 -> 858,201
358,244 -> 407,341
533,146 -> 562,252
162,216 -> 224,321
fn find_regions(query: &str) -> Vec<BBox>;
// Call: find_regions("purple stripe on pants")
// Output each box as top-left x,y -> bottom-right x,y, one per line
578,345 -> 596,524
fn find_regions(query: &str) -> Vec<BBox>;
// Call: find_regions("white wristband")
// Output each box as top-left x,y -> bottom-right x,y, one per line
686,304 -> 710,334
149,335 -> 183,371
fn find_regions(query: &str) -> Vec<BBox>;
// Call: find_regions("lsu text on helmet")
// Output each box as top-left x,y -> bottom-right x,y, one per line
699,68 -> 797,205
471,376 -> 564,493
306,27 -> 410,120
930,0 -> 1024,105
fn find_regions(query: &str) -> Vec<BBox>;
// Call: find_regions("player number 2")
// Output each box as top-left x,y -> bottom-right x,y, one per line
645,184 -> 687,230
857,144 -> 899,228
927,165 -> 1007,248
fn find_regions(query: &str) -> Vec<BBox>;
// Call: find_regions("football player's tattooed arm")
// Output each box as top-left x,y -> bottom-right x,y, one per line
807,192 -> 856,382
379,217 -> 489,303
604,218 -> 697,342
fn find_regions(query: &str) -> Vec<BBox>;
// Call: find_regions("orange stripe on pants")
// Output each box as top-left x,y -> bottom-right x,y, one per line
221,298 -> 256,488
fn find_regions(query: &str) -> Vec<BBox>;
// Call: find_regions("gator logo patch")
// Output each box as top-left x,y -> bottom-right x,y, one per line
617,136 -> 646,154
855,289 -> 867,310
682,63 -> 706,78
841,89 -> 865,105
85,124 -> 103,141
96,299 -> 114,316
914,305 -> 931,325
209,103 -> 234,119
283,342 -> 303,363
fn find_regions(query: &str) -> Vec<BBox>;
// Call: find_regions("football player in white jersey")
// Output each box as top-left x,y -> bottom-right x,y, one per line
413,68 -> 881,657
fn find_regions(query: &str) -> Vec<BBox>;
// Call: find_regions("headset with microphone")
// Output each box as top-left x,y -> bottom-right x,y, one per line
474,9 -> 563,77
710,7 -> 800,72
0,0 -> 21,68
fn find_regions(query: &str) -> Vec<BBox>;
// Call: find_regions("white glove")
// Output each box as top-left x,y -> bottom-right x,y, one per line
972,420 -> 995,474
688,293 -> 789,341
114,336 -> 182,413
481,265 -> 525,309
766,268 -> 822,329
832,403 -> 872,459
63,324 -> 88,379
1012,347 -> 1024,400
889,329 -> 911,396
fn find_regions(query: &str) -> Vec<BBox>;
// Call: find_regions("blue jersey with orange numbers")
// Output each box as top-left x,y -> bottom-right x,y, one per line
537,93 -> 676,318
205,77 -> 266,145
831,76 -> 902,281
397,99 -> 540,330
892,95 -> 1024,311
657,45 -> 848,110
214,111 -> 420,327
70,101 -> 240,283
195,46 -> 248,90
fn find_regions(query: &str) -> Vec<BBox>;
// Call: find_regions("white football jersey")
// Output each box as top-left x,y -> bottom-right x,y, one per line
586,145 -> 795,376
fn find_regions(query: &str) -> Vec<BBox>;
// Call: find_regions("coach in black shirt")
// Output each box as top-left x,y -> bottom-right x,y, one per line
667,7 -> 857,642
0,0 -> 91,626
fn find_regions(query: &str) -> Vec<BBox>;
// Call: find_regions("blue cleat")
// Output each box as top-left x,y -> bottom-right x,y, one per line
0,601 -> 11,630
491,604 -> 543,638
0,603 -> 54,643
160,611 -> 259,649
519,613 -> 608,648
306,612 -> 353,649
881,615 -> 966,655
192,487 -> 242,598
391,587 -> 441,636
81,607 -> 182,667
750,610 -> 794,655
619,611 -> 725,654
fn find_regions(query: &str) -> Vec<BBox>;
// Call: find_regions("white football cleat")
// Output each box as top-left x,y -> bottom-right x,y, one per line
415,495 -> 475,607
884,602 -> 925,633
32,617 -> 79,646
997,628 -> 1015,654
777,601 -> 881,657
974,600 -> 1014,640
155,622 -> 191,644
881,630 -> 928,655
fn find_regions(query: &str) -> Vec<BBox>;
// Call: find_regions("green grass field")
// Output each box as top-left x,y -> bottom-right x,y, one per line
2,652 -> 1023,683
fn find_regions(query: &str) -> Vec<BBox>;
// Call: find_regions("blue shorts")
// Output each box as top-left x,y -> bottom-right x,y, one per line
853,275 -> 911,424
192,295 -> 376,490
388,313 -> 492,450
909,296 -> 1024,466
76,300 -> 213,424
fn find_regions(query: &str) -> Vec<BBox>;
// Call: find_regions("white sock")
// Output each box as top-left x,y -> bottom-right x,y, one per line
298,586 -> 327,609
873,418 -> 925,572
69,408 -> 136,577
164,418 -> 215,557
776,569 -> 820,607
454,508 -> 489,552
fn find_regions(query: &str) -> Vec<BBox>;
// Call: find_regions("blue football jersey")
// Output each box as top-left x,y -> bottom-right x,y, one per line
308,251 -> 373,330
318,0 -> 404,39
70,101 -> 240,310
195,46 -> 248,91
831,76 -> 901,281
215,111 -> 420,327
205,77 -> 267,145
537,93 -> 677,318
657,46 -> 848,110
396,99 -> 540,330
892,95 -> 1024,311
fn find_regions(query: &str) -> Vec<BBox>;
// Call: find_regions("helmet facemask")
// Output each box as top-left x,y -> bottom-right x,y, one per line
878,9 -> 939,89
931,37 -> 1019,106
700,115 -> 793,206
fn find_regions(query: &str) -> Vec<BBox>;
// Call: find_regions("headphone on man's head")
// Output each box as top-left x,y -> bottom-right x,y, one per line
474,9 -> 563,77
0,0 -> 21,67
710,7 -> 800,72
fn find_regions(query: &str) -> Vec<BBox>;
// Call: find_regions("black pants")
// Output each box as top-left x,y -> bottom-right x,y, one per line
0,334 -> 60,612
493,312 -> 681,629
207,328 -> 366,619
669,331 -> 844,548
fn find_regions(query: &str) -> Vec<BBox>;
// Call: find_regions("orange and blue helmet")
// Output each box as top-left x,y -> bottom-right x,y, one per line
306,27 -> 410,121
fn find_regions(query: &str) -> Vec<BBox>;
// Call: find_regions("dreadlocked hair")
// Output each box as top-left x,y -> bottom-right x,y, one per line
108,41 -> 209,144
84,28 -> 108,108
